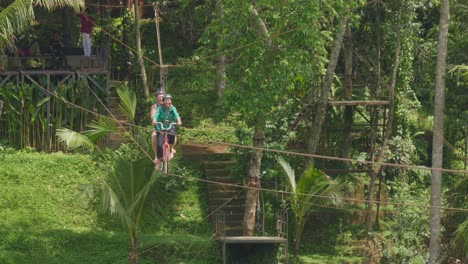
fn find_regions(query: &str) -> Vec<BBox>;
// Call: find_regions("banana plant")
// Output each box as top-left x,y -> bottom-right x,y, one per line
277,156 -> 344,256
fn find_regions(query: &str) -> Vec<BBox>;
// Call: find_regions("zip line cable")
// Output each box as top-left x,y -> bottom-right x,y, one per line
31,71 -> 466,250
20,71 -> 468,175
6,1 -> 466,262
168,172 -> 468,213
18,73 -> 468,176
72,67 -> 467,262
109,171 -> 467,264
88,1 -> 180,9
77,2 -> 468,260
85,0 -> 467,165
10,0 -> 467,218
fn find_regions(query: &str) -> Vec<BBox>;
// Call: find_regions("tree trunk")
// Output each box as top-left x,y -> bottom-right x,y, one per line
430,0 -> 449,262
122,2 -> 131,81
242,6 -> 272,236
133,0 -> 150,101
215,0 -> 227,99
242,116 -> 265,236
342,21 -> 353,163
307,17 -> 348,161
365,9 -> 402,232
129,230 -> 138,264
216,54 -> 226,99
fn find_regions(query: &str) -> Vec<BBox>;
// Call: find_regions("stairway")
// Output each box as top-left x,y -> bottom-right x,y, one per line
106,96 -> 129,149
203,158 -> 244,236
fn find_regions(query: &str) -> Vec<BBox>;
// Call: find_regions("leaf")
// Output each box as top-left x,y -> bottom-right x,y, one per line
277,156 -> 296,192
36,96 -> 50,107
56,128 -> 95,151
117,87 -> 136,123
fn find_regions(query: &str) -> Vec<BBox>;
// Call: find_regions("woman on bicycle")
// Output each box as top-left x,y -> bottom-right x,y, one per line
153,94 -> 182,168
151,90 -> 165,163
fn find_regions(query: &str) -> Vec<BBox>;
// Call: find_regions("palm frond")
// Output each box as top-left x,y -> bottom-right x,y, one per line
0,0 -> 84,50
56,128 -> 95,150
100,181 -> 135,229
35,0 -> 84,11
128,170 -> 161,224
117,87 -> 136,123
300,167 -> 343,204
449,64 -> 468,85
0,0 -> 34,50
84,116 -> 118,142
454,220 -> 468,253
100,155 -> 169,228
277,156 -> 296,192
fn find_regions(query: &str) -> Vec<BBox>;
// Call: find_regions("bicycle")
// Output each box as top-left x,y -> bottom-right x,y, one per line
155,122 -> 177,174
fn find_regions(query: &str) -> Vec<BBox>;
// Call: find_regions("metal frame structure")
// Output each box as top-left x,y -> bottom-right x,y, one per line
214,209 -> 289,264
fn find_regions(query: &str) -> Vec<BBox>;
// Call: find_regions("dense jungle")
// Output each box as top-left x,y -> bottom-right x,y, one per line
0,0 -> 467,263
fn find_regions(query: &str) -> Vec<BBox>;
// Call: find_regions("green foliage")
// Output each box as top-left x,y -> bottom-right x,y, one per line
277,157 -> 344,255
117,86 -> 137,123
179,118 -> 239,144
379,180 -> 430,263
0,78 -> 107,151
454,220 -> 468,256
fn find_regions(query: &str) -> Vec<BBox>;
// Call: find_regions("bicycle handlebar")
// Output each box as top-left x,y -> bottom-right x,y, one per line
155,122 -> 177,131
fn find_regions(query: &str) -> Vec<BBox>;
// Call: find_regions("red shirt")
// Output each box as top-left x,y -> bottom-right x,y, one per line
78,14 -> 94,34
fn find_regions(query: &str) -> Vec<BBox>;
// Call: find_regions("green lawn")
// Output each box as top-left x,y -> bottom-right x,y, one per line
0,151 -> 219,264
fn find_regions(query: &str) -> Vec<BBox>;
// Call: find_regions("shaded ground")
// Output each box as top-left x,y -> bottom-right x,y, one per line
179,143 -> 230,154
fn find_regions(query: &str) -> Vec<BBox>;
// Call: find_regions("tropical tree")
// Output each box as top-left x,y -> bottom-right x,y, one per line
57,87 -> 167,264
0,0 -> 83,50
277,157 -> 343,256
430,0 -> 449,262
198,0 -> 359,238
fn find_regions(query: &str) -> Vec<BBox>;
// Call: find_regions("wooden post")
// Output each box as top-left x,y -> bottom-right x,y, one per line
46,73 -> 51,148
153,3 -> 167,92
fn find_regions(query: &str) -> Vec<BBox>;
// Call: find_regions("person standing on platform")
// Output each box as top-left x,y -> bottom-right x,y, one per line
77,8 -> 94,56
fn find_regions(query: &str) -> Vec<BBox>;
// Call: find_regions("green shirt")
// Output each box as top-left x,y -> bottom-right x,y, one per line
154,105 -> 180,130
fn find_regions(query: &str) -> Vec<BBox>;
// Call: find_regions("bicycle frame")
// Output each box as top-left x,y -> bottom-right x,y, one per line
156,122 -> 176,174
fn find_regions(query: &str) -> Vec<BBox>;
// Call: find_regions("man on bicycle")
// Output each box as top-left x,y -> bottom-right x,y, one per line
153,94 -> 182,168
151,90 -> 165,163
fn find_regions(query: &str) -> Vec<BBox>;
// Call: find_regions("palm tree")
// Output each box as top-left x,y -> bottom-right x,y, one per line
57,87 -> 168,264
0,0 -> 83,50
277,157 -> 344,256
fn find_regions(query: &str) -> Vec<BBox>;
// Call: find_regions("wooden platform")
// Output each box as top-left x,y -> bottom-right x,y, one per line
218,236 -> 288,264
218,236 -> 287,244
328,100 -> 390,106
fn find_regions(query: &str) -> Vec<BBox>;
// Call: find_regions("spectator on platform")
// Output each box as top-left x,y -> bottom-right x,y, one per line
77,8 -> 94,56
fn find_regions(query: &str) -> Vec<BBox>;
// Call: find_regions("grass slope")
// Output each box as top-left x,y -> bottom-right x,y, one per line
0,151 -> 220,263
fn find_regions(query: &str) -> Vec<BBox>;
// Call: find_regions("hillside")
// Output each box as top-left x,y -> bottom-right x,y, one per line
0,150 -> 219,264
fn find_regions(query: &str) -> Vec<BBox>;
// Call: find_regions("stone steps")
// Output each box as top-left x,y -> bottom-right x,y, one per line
203,158 -> 244,237
106,95 -> 129,149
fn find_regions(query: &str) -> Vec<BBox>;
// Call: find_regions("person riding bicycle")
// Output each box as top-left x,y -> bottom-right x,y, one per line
151,90 -> 165,163
153,94 -> 182,168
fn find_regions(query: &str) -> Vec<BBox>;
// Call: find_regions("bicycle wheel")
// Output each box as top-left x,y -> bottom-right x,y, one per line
162,146 -> 170,174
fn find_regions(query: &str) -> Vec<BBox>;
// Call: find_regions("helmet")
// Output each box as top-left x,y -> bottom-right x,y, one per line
156,90 -> 164,96
163,94 -> 173,101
